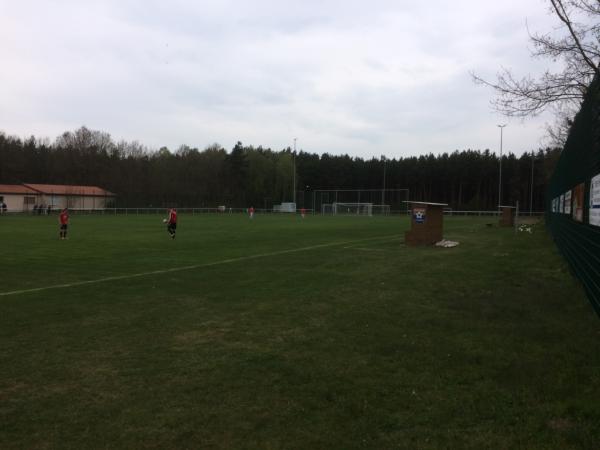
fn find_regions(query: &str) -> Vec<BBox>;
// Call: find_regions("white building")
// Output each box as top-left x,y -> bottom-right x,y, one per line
0,183 -> 116,212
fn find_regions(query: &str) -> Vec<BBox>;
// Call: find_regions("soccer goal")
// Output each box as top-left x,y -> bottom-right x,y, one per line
319,202 -> 373,216
372,204 -> 391,215
322,202 -> 391,216
313,189 -> 409,214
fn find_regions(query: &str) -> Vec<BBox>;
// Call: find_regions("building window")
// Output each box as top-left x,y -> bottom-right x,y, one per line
24,196 -> 36,205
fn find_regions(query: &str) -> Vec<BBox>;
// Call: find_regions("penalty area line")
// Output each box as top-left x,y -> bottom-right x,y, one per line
0,234 -> 402,297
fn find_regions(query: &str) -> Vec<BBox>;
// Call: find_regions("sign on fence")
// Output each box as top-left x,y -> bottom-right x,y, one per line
572,183 -> 585,222
590,173 -> 600,227
564,190 -> 572,215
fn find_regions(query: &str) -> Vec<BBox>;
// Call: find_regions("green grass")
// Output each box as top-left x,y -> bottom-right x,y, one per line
1,213 -> 599,449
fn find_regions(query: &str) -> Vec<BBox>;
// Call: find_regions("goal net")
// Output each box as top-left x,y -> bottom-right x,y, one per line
321,202 -> 373,216
321,203 -> 391,216
313,189 -> 409,214
372,204 -> 391,215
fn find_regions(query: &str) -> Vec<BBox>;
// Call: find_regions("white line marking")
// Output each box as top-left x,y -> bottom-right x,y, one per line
343,236 -> 404,251
0,234 -> 401,297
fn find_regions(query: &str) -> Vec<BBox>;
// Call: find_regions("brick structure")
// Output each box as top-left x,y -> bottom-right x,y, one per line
404,201 -> 447,246
499,206 -> 516,227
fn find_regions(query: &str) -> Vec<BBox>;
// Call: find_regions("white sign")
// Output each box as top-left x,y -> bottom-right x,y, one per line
564,190 -> 572,215
559,194 -> 565,213
590,174 -> 600,227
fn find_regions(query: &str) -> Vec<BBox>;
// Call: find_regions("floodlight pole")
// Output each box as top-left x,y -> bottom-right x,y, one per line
293,138 -> 297,205
530,151 -> 534,215
381,155 -> 387,205
497,124 -> 506,208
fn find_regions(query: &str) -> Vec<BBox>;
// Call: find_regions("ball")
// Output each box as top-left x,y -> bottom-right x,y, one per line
163,218 -> 167,223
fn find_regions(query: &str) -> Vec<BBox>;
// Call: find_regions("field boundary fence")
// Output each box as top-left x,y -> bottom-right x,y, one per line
1,207 -> 545,216
546,75 -> 600,316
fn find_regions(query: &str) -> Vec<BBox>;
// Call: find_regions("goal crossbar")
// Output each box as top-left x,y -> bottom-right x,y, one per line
321,202 -> 393,216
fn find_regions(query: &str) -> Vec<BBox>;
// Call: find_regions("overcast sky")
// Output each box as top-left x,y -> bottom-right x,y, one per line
1,0 -> 560,159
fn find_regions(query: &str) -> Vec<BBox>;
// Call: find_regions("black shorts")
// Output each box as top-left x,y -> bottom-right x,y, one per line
168,222 -> 177,230
60,224 -> 68,231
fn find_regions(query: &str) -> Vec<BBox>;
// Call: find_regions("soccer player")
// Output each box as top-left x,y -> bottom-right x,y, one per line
166,208 -> 177,239
59,208 -> 69,240
300,208 -> 306,218
249,206 -> 255,219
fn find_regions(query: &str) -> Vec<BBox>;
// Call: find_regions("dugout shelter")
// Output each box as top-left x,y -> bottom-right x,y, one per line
499,205 -> 517,227
403,201 -> 448,246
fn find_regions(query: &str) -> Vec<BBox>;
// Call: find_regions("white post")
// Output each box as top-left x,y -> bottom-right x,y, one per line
497,124 -> 506,208
293,138 -> 297,205
381,155 -> 386,206
530,151 -> 534,216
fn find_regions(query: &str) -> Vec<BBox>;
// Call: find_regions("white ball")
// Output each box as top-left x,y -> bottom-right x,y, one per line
163,218 -> 167,223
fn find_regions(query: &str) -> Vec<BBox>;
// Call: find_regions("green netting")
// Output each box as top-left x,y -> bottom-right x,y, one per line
546,76 -> 600,316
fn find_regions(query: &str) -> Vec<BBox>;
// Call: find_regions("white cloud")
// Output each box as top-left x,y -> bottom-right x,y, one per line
0,0 -> 560,157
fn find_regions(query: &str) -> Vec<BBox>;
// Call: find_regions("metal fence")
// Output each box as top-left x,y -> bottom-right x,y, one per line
442,210 -> 544,217
546,75 -> 600,316
1,207 -> 545,217
0,207 -> 306,215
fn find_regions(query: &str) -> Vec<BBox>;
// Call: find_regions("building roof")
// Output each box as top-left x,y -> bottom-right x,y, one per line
0,183 -> 115,196
23,184 -> 115,196
0,184 -> 40,195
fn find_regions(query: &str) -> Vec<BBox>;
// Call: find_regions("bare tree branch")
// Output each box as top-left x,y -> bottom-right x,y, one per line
472,0 -> 600,137
549,0 -> 600,75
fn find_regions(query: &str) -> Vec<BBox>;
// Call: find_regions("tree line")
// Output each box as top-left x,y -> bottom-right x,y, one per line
0,127 -> 560,211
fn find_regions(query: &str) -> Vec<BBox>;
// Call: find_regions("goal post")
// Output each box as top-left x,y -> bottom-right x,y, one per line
372,204 -> 391,215
321,202 -> 392,216
333,202 -> 373,216
313,189 -> 409,214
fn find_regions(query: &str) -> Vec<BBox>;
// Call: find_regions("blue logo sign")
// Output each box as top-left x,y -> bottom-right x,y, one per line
414,208 -> 426,224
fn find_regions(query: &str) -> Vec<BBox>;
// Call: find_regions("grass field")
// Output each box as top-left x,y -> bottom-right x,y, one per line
1,213 -> 599,449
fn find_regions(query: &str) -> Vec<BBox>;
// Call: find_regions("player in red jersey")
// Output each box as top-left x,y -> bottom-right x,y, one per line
248,206 -> 255,219
300,208 -> 306,218
59,208 -> 69,240
166,208 -> 177,239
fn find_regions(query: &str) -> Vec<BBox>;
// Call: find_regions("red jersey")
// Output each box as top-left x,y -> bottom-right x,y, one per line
249,207 -> 254,214
168,209 -> 177,224
59,210 -> 69,225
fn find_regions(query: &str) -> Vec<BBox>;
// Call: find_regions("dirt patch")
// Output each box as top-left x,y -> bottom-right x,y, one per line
547,417 -> 574,432
517,217 -> 540,225
0,381 -> 28,400
173,321 -> 233,346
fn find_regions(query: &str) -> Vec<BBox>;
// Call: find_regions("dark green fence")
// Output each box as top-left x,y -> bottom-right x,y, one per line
546,76 -> 600,315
